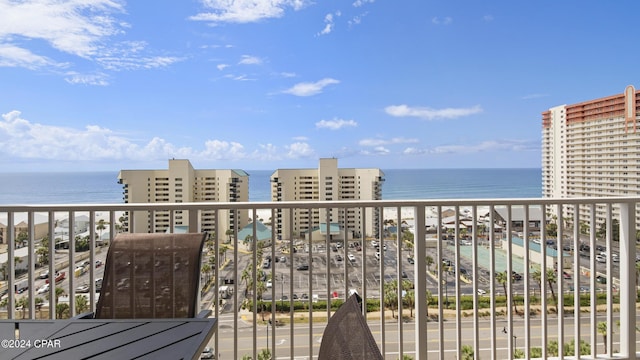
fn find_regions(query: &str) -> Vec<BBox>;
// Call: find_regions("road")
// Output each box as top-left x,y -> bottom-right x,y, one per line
211,313 -> 640,359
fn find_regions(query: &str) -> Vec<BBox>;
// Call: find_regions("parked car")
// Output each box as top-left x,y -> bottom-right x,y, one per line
200,347 -> 215,359
347,254 -> 356,262
45,271 -> 66,284
477,289 -> 487,295
36,283 -> 50,294
296,264 -> 309,271
595,254 -> 606,263
407,257 -> 414,264
76,284 -> 90,293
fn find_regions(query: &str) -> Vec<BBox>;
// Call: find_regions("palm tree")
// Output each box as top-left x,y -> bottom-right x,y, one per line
404,289 -> 415,318
256,280 -> 267,321
495,271 -> 509,313
461,344 -> 474,360
257,348 -> 271,360
546,268 -> 558,313
243,234 -> 253,249
241,264 -> 253,296
16,297 -> 29,319
75,295 -> 89,314
425,289 -> 432,318
425,256 -> 434,272
225,229 -> 234,244
36,246 -> 49,266
219,245 -> 229,264
56,303 -> 70,319
55,286 -> 66,304
384,280 -> 399,319
96,219 -> 107,241
597,321 -> 608,354
532,268 -> 543,297
35,297 -> 44,319
201,263 -> 211,284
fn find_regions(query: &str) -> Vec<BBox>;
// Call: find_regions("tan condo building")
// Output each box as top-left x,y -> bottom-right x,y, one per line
542,85 -> 640,227
270,158 -> 384,241
118,159 -> 249,241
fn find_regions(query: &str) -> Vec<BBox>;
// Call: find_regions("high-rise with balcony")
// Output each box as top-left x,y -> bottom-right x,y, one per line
118,159 -> 249,240
542,85 -> 640,226
270,158 -> 384,240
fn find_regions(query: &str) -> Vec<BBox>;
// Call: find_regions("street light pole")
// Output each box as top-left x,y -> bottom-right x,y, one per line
445,269 -> 449,308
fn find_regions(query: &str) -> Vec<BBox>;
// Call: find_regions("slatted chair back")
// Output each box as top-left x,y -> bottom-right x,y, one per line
95,232 -> 206,319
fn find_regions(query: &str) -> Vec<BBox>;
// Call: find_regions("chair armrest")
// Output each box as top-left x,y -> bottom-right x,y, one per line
196,310 -> 212,319
72,312 -> 95,319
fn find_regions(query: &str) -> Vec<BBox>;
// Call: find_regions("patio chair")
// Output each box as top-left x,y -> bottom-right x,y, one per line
94,232 -> 207,319
318,293 -> 383,360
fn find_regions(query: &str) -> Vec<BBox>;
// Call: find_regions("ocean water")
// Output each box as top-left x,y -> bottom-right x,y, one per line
0,168 -> 542,205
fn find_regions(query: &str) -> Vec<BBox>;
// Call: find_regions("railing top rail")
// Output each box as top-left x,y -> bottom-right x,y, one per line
0,196 -> 639,213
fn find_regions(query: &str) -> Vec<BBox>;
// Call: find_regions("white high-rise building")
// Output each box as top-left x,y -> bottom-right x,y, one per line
542,85 -> 640,227
118,159 -> 249,240
270,158 -> 385,241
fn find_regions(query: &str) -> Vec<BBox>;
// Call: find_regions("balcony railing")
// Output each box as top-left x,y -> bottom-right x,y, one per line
0,198 -> 638,359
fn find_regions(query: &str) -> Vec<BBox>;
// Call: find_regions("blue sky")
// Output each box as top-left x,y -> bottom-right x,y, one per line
1,1 -> 638,172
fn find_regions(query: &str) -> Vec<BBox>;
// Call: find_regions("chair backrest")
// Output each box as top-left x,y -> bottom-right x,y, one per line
318,293 -> 383,360
95,233 -> 206,319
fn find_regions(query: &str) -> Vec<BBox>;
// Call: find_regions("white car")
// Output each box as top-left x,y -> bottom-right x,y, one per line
477,289 -> 487,295
595,254 -> 606,263
36,283 -> 50,294
266,280 -> 272,288
347,254 -> 356,262
371,240 -> 378,247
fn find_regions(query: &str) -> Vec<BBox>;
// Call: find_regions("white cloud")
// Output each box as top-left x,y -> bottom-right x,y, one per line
0,1 -> 181,79
95,41 -> 183,71
252,143 -> 281,161
224,74 -> 256,81
238,55 -> 263,65
282,78 -> 340,96
0,0 -> 125,58
317,12 -> 339,36
385,104 -> 482,120
286,142 -> 315,158
64,72 -> 110,86
202,139 -> 246,160
280,72 -> 296,78
217,63 -> 229,71
403,140 -> 539,156
353,0 -> 374,7
0,44 -> 65,70
315,118 -> 357,130
190,0 -> 310,24
432,16 -> 452,25
359,137 -> 418,147
0,110 -> 327,164
348,12 -> 368,27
